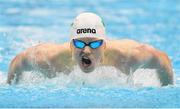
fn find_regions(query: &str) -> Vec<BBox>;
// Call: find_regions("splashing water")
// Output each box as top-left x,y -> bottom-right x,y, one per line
0,66 -> 161,88
0,67 -> 177,108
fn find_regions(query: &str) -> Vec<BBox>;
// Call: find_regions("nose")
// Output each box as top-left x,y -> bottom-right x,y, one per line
82,46 -> 92,55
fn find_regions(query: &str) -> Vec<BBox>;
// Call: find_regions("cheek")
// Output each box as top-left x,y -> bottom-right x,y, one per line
92,49 -> 103,60
73,49 -> 81,60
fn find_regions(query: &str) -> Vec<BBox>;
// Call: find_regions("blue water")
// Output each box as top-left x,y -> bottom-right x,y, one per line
0,0 -> 180,108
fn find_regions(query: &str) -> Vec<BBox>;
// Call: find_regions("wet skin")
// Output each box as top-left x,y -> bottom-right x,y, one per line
7,37 -> 174,86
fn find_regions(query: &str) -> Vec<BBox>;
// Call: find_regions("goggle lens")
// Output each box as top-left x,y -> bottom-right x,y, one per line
90,40 -> 103,49
73,40 -> 85,49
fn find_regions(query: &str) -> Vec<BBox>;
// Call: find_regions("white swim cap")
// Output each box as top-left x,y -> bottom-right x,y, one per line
70,12 -> 106,40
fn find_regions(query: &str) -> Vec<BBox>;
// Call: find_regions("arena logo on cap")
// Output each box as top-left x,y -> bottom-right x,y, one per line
77,28 -> 96,34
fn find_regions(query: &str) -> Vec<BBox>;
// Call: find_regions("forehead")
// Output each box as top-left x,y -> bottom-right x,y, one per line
74,37 -> 103,42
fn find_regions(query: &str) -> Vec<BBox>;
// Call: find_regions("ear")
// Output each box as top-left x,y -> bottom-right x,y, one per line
70,40 -> 73,50
70,41 -> 75,62
103,40 -> 106,49
70,40 -> 75,54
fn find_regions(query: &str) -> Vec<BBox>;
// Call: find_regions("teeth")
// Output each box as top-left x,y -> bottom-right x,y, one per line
83,56 -> 89,59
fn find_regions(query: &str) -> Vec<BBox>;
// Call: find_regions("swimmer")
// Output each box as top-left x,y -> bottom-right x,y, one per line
7,12 -> 174,86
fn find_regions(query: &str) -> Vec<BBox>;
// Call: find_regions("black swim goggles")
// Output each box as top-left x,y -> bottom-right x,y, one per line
72,39 -> 103,49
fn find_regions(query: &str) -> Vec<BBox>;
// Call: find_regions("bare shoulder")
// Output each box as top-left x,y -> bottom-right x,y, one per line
105,39 -> 162,53
23,43 -> 71,57
104,39 -> 166,65
105,39 -> 142,55
25,43 -> 70,54
13,42 -> 72,66
103,39 -> 140,65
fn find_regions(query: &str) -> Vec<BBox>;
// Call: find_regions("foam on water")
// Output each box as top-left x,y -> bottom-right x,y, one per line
0,67 -> 169,108
0,66 -> 161,88
0,71 -> 6,85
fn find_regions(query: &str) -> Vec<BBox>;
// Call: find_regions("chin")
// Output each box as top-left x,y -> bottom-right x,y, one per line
82,69 -> 94,73
80,65 -> 95,73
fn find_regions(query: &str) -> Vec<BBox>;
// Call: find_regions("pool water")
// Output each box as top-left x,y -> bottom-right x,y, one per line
0,0 -> 180,108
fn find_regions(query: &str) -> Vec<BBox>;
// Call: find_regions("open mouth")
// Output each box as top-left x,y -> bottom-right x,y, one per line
81,56 -> 92,67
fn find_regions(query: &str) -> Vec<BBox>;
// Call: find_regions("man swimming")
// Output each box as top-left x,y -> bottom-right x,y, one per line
7,12 -> 174,86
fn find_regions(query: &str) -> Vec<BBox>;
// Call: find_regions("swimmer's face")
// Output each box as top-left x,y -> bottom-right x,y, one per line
71,37 -> 106,73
